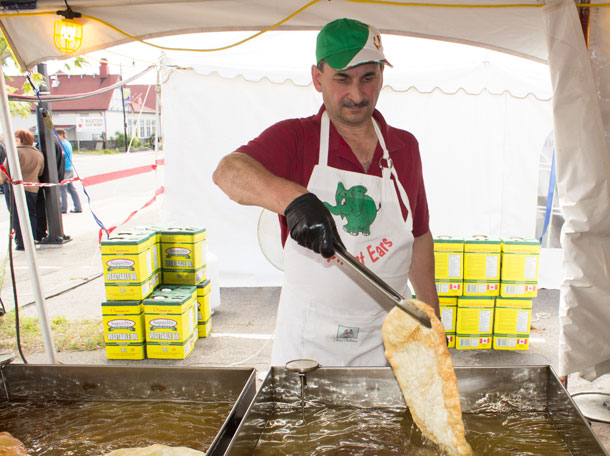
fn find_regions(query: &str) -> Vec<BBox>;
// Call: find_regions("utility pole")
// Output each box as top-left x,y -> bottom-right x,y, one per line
36,63 -> 69,245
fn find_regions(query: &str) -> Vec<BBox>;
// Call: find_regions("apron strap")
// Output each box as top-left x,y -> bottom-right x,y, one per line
372,120 -> 414,233
320,112 -> 330,166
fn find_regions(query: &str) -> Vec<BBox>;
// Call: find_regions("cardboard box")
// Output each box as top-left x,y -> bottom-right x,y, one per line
144,286 -> 197,354
102,232 -> 159,300
103,272 -> 160,301
160,227 -> 207,285
434,236 -> 463,296
463,235 -> 501,296
196,279 -> 212,337
146,331 -> 196,360
500,237 -> 540,298
439,296 -> 457,333
101,300 -> 146,360
198,317 -> 212,338
456,296 -> 495,349
446,333 -> 456,349
493,297 -> 532,350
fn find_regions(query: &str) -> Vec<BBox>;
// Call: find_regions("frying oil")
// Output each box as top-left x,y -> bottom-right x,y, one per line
251,406 -> 572,456
0,399 -> 233,455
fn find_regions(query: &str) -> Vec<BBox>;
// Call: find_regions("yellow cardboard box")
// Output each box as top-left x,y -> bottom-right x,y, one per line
199,317 -> 212,338
456,296 -> 495,349
196,279 -> 212,337
146,331 -> 196,360
144,286 -> 196,349
102,300 -> 146,360
439,296 -> 457,332
493,297 -> 532,350
161,227 -> 207,285
434,236 -> 463,296
463,235 -> 501,296
102,232 -> 159,300
500,238 -> 540,298
103,272 -> 160,301
446,333 -> 456,349
113,229 -> 160,275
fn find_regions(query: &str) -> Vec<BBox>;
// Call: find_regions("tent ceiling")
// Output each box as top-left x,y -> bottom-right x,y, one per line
0,0 -> 549,70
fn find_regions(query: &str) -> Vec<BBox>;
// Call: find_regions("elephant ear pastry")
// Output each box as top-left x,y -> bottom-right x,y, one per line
0,432 -> 29,456
104,444 -> 205,455
383,301 -> 473,456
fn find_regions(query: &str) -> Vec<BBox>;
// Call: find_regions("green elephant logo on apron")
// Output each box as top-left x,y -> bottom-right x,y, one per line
324,182 -> 380,236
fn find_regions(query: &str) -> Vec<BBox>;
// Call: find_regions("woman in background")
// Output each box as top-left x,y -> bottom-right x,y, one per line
0,129 -> 44,250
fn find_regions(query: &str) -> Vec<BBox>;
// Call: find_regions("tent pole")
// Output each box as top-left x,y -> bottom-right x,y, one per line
154,60 -> 161,188
0,66 -> 58,364
579,0 -> 591,49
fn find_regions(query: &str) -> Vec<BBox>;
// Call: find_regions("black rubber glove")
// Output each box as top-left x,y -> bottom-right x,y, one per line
284,193 -> 344,259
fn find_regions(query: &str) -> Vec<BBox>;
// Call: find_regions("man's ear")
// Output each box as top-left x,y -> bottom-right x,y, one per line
311,64 -> 323,93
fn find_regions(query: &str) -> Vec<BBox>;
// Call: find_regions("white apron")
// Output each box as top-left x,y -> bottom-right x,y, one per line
271,112 -> 415,366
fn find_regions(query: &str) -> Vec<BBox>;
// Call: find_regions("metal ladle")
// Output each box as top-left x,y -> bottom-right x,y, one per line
285,359 -> 319,409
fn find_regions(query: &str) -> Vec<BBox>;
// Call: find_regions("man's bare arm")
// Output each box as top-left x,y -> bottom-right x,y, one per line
409,231 -> 440,318
213,152 -> 307,214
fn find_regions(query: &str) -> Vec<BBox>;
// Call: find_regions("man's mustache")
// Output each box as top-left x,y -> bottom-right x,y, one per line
342,100 -> 369,108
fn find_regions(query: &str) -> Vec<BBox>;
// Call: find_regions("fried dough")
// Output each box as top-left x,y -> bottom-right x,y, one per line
383,301 -> 472,456
0,432 -> 29,456
105,444 -> 205,456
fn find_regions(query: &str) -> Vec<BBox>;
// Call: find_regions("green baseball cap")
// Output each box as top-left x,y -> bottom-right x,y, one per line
316,18 -> 392,70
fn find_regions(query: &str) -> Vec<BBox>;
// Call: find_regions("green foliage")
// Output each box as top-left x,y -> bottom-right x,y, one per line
112,131 -> 142,149
0,32 -> 89,118
0,311 -> 105,352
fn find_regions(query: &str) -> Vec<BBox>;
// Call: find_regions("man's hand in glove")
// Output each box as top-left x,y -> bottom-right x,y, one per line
284,193 -> 344,259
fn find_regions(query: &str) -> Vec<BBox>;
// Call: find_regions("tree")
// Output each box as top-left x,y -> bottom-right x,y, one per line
0,33 -> 87,118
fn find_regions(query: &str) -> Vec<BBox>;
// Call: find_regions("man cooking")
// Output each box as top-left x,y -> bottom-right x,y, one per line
213,18 -> 439,366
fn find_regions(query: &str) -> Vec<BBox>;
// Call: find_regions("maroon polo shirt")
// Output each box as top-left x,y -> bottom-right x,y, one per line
237,105 -> 430,246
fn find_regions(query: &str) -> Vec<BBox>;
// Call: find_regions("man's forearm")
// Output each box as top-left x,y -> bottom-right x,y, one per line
409,231 -> 440,318
213,152 -> 307,214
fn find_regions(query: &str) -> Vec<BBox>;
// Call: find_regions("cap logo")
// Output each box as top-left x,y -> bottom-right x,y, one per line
373,34 -> 381,50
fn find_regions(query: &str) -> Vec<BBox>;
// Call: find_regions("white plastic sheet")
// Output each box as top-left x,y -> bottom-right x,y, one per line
543,0 -> 610,378
160,66 -> 552,286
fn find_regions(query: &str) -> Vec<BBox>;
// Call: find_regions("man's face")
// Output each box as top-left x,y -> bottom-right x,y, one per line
311,62 -> 383,128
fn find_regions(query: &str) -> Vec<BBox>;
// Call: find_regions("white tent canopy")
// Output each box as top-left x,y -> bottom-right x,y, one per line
1,0 -> 549,70
1,0 -> 609,380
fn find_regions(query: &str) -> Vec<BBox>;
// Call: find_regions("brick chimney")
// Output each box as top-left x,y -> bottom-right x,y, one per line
100,59 -> 109,79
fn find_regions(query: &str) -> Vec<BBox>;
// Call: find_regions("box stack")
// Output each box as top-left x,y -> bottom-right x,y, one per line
463,235 -> 501,297
433,234 -> 540,351
100,225 -> 213,360
433,236 -> 464,297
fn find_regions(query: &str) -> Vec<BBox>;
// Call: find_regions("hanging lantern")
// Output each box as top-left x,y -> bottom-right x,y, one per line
54,18 -> 82,53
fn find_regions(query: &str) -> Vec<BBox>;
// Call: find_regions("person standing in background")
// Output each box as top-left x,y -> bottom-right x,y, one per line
57,129 -> 81,214
0,129 -> 44,251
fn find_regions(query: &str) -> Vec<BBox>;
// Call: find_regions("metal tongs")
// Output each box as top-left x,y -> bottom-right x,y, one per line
333,242 -> 432,328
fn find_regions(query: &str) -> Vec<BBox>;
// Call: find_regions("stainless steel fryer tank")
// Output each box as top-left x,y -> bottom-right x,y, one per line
0,363 -> 256,455
225,365 -> 608,455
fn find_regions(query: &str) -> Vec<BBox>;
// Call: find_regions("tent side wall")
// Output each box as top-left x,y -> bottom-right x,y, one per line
160,68 -> 552,286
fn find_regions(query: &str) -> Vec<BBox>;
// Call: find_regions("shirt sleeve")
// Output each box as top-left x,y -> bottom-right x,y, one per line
235,119 -> 302,182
